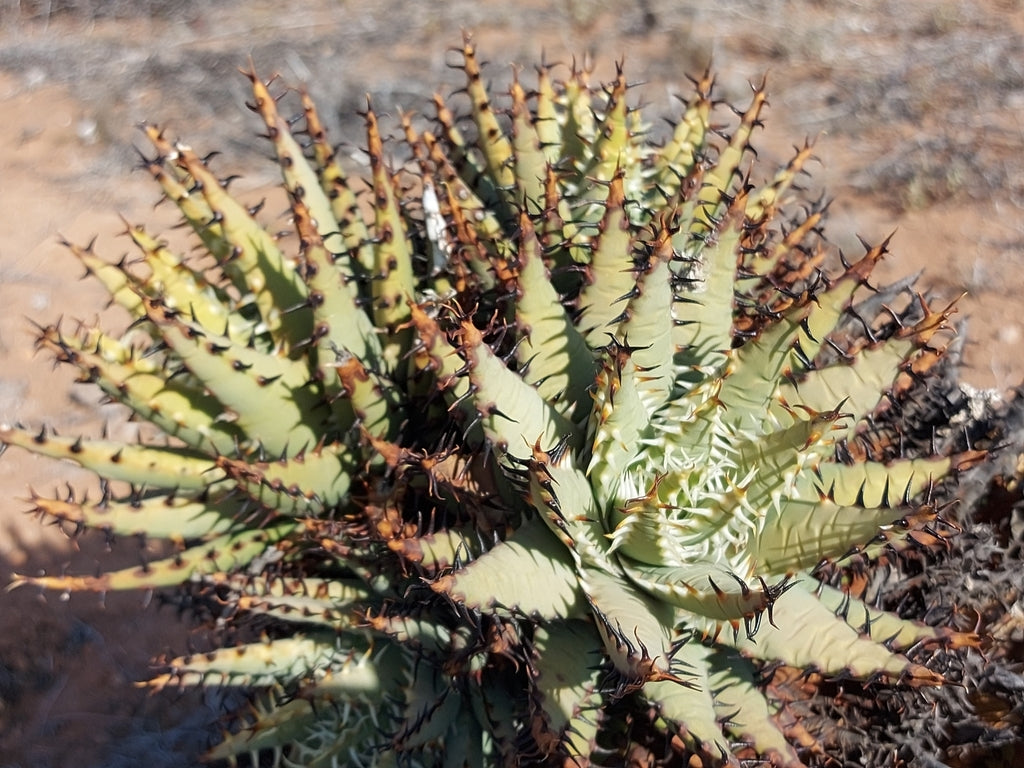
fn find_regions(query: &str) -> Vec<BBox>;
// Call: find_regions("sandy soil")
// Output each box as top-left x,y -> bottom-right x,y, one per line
0,1 -> 1022,765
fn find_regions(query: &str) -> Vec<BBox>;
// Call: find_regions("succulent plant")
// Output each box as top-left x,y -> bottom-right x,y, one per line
3,35 -> 987,767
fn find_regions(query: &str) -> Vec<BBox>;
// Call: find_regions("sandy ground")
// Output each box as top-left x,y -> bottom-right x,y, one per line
0,1 -> 1022,765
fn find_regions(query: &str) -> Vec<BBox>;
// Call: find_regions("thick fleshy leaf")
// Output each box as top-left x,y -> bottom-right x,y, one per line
392,651 -> 464,751
365,611 -> 454,653
290,195 -> 383,373
707,648 -> 803,766
26,490 -> 236,541
11,524 -> 291,593
811,453 -> 955,509
692,84 -> 767,234
512,210 -> 594,414
170,143 -> 311,346
525,439 -> 614,572
246,69 -> 341,256
37,323 -> 244,455
232,575 -> 372,631
645,642 -> 734,761
205,697 -> 323,765
508,78 -> 549,211
388,526 -> 486,573
622,559 -> 784,625
531,621 -> 605,763
0,425 -> 224,491
365,104 -> 416,346
579,70 -> 632,189
142,126 -> 234,267
579,565 -> 678,682
798,578 -> 981,651
433,516 -> 586,620
149,633 -> 363,692
613,222 -> 676,415
298,88 -> 376,276
460,35 -> 516,209
217,442 -> 353,516
122,223 -> 255,339
695,584 -> 944,685
671,214 -> 745,366
753,492 -> 948,575
652,70 -> 713,200
141,296 -> 328,455
586,346 -> 651,505
576,174 -> 643,349
463,321 -> 579,462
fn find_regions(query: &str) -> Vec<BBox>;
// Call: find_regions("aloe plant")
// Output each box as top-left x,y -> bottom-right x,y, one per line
2,36 -> 984,766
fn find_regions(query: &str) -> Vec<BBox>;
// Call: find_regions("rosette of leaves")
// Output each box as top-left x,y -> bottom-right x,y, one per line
2,36 -> 985,767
